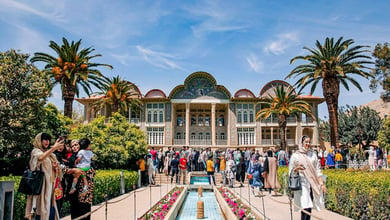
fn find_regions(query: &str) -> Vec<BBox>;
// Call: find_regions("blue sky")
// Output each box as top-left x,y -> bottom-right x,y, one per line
1,0 -> 389,119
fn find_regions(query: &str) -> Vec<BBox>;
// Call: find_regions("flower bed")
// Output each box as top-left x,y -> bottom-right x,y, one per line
138,186 -> 184,220
218,187 -> 256,219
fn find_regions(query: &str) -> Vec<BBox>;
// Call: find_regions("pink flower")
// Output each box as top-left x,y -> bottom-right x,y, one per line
239,209 -> 246,218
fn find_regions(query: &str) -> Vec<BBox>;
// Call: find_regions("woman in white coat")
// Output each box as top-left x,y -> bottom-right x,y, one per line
289,136 -> 327,220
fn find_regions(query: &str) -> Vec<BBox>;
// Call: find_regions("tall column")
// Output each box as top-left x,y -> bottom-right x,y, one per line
185,103 -> 190,146
270,127 -> 274,146
211,103 -> 216,147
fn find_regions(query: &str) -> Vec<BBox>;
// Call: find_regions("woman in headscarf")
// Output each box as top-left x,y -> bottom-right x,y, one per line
247,155 -> 263,195
25,133 -> 64,220
263,150 -> 280,195
289,135 -> 326,220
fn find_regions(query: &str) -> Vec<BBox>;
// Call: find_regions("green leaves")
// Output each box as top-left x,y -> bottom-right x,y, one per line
70,113 -> 148,169
0,50 -> 51,160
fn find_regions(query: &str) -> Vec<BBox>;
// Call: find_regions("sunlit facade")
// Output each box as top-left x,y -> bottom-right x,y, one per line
76,71 -> 324,151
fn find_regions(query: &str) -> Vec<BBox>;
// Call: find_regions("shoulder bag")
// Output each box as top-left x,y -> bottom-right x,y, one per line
18,164 -> 44,195
288,171 -> 302,191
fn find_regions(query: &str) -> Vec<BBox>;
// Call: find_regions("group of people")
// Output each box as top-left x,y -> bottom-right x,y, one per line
24,133 -> 95,220
137,146 -> 283,195
137,136 -> 328,220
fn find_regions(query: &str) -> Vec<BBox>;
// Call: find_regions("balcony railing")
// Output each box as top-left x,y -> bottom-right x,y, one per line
173,138 -> 227,146
262,139 -> 295,146
302,117 -> 314,124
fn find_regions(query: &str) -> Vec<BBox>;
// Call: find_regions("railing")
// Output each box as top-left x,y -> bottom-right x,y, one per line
189,139 -> 212,145
262,139 -> 295,146
216,139 -> 227,145
302,117 -> 314,124
262,139 -> 272,145
173,139 -> 185,145
173,138 -> 227,146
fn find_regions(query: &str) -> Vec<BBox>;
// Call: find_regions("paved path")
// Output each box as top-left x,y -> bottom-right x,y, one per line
61,183 -> 352,220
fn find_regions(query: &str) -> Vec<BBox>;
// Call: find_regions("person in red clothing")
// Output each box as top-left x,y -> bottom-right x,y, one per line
179,155 -> 188,184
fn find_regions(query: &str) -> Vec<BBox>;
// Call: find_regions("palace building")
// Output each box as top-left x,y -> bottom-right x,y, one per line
76,71 -> 324,151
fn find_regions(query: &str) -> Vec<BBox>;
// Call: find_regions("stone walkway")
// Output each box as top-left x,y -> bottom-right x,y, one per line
61,183 -> 352,220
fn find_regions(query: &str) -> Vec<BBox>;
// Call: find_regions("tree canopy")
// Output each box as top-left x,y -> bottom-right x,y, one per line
31,37 -> 112,118
319,105 -> 382,147
370,42 -> 390,102
286,37 -> 373,147
70,113 -> 148,170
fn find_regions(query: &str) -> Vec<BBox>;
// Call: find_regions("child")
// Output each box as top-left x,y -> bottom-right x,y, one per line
69,138 -> 93,194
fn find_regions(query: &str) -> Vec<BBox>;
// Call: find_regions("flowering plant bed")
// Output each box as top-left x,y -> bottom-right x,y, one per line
218,187 -> 256,219
138,186 -> 184,220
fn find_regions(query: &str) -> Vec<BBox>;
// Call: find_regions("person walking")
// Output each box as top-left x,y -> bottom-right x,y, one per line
226,155 -> 235,188
206,156 -> 215,185
219,153 -> 226,185
289,136 -> 326,220
236,157 -> 246,187
179,154 -> 188,184
146,154 -> 155,185
247,155 -> 263,196
263,150 -> 280,195
170,154 -> 179,184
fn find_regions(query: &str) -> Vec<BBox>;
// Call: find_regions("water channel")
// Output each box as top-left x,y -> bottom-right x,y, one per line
176,175 -> 225,220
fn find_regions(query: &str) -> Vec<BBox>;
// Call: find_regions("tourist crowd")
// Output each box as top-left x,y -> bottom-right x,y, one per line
137,144 -> 389,188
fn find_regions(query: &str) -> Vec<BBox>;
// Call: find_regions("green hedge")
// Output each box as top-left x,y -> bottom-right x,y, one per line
277,167 -> 390,219
0,170 -> 138,219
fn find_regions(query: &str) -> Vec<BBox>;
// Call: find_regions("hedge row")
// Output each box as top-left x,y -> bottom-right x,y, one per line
277,167 -> 390,219
0,170 -> 138,219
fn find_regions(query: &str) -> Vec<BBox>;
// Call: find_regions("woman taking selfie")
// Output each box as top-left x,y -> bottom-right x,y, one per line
289,135 -> 326,220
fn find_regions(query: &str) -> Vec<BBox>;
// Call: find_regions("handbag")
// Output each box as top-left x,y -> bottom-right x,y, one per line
247,174 -> 253,180
18,164 -> 44,195
54,176 -> 63,200
288,172 -> 302,191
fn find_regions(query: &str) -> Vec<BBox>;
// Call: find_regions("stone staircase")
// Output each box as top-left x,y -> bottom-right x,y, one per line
154,171 -> 249,185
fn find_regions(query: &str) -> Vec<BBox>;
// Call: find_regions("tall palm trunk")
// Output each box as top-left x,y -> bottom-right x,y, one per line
62,78 -> 76,118
323,77 -> 339,147
278,114 -> 287,151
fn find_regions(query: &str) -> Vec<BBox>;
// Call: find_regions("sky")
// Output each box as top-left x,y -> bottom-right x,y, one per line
1,0 -> 389,119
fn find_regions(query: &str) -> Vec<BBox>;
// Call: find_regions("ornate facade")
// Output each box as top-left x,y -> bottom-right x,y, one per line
76,71 -> 324,151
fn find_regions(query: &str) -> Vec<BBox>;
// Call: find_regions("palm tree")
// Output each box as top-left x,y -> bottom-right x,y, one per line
93,75 -> 141,117
31,37 -> 113,118
256,84 -> 314,151
286,37 -> 373,148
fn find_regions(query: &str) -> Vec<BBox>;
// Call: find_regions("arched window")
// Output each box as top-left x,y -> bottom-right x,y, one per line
205,115 -> 210,126
198,115 -> 203,126
147,111 -> 152,123
237,111 -> 242,123
176,132 -> 182,139
177,114 -> 183,126
219,115 -> 225,126
243,111 -> 248,123
249,111 -> 254,123
198,132 -> 203,140
159,110 -> 164,122
153,111 -> 158,122
191,115 -> 196,125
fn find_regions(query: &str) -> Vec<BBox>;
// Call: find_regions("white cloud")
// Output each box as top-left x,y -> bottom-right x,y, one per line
0,0 -> 65,22
136,46 -> 185,71
264,32 -> 299,55
246,53 -> 264,73
183,1 -> 251,37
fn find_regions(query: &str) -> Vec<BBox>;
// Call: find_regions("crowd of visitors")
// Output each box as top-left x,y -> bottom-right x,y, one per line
137,142 -> 388,191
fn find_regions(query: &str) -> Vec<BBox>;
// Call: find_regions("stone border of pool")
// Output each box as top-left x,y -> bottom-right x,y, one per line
164,185 -> 188,220
214,186 -> 262,220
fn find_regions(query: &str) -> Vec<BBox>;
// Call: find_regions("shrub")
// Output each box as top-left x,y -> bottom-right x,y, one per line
0,170 -> 138,219
277,167 -> 390,219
